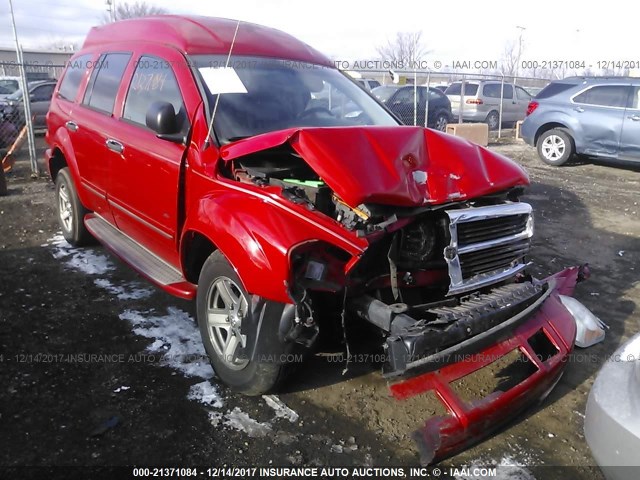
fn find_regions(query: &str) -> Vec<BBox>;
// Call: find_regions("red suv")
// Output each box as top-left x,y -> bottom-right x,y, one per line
46,15 -> 590,462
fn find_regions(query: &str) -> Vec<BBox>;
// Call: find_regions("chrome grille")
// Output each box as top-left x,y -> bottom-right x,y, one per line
444,203 -> 533,295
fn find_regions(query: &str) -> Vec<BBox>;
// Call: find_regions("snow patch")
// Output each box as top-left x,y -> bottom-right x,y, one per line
263,394 -> 299,423
45,234 -> 114,275
224,407 -> 272,437
94,278 -> 153,300
456,454 -> 536,480
113,386 -> 130,393
119,307 -> 213,379
188,381 -> 223,408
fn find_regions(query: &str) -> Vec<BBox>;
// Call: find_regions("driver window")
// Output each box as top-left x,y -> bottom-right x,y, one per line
123,55 -> 185,128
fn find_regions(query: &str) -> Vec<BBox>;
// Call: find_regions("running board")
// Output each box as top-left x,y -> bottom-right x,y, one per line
84,214 -> 196,299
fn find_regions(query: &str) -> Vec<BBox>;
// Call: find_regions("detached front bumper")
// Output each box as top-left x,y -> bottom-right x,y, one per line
385,266 -> 587,465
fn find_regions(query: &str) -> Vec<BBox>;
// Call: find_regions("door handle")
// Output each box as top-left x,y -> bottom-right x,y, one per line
105,138 -> 124,154
628,115 -> 640,121
574,107 -> 585,113
65,121 -> 78,132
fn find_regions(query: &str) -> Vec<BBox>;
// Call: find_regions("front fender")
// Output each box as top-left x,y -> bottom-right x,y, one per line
181,187 -> 367,303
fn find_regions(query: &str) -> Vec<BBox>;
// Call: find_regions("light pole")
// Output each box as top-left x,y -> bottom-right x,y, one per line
516,25 -> 526,76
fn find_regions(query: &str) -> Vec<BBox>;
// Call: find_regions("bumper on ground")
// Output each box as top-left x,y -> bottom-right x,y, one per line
388,266 -> 586,465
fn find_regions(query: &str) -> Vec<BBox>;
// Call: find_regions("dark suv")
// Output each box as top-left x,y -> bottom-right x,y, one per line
521,77 -> 640,166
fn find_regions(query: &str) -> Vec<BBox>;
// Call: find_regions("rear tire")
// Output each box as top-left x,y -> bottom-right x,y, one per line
485,111 -> 500,130
196,251 -> 290,395
55,167 -> 93,246
433,112 -> 448,132
536,128 -> 574,166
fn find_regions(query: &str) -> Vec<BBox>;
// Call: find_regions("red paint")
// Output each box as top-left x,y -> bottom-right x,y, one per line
389,269 -> 580,465
221,127 -> 530,208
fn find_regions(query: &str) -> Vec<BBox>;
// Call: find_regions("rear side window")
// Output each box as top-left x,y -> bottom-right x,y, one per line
58,54 -> 92,101
573,85 -> 631,108
445,82 -> 479,96
482,83 -> 515,99
535,82 -> 574,99
83,53 -> 131,114
123,56 -> 184,128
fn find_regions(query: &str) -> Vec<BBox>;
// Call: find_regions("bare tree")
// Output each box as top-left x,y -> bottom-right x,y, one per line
499,39 -> 522,79
376,31 -> 429,68
102,1 -> 168,23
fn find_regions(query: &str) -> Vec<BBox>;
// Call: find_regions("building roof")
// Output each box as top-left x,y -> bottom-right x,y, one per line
82,15 -> 332,67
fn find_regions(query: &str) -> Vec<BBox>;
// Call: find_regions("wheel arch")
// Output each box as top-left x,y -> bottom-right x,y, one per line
180,191 -> 365,304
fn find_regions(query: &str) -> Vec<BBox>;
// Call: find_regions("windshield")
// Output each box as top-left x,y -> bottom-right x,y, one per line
191,55 -> 398,144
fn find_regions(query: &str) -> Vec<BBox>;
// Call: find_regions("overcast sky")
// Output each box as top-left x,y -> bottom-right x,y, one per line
0,0 -> 636,69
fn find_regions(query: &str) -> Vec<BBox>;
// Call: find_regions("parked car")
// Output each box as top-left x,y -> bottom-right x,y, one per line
46,19 -> 595,462
521,77 -> 640,166
371,84 -> 452,131
0,76 -> 21,100
357,78 -> 381,91
585,332 -> 640,479
445,80 -> 532,129
0,80 -> 57,129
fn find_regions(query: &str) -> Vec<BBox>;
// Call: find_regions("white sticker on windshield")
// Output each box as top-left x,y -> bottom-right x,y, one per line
198,67 -> 247,95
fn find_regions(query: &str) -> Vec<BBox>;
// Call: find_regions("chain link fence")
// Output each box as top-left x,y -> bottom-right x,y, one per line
350,69 -> 552,137
1,61 -> 63,175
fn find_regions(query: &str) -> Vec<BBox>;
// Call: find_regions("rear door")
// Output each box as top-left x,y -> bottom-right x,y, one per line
70,52 -> 132,220
388,87 -> 416,125
107,46 -> 199,265
571,84 -> 631,157
619,85 -> 640,161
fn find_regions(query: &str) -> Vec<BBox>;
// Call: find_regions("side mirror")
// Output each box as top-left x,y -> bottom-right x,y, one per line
146,101 -> 184,143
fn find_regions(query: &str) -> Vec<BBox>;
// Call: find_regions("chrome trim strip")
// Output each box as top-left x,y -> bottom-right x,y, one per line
108,201 -> 173,240
458,229 -> 533,254
81,181 -> 104,199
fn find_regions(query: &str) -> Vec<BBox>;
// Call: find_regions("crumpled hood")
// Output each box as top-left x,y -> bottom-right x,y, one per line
220,126 -> 529,208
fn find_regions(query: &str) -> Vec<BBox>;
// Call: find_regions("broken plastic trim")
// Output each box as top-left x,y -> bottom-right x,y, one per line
389,266 -> 584,466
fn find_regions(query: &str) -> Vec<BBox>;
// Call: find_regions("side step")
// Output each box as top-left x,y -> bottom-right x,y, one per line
84,214 -> 196,299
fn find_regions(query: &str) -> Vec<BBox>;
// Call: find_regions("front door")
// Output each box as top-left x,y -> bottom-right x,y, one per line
107,48 -> 199,265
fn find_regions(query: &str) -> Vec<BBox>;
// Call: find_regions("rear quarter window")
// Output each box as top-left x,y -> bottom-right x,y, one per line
535,82 -> 574,100
573,85 -> 631,108
58,54 -> 93,101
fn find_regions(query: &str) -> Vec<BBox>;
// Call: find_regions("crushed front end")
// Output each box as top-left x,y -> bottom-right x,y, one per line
219,126 -> 589,463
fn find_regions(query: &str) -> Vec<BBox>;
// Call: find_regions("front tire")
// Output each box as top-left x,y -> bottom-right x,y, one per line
536,128 -> 574,166
55,167 -> 93,246
196,251 -> 289,395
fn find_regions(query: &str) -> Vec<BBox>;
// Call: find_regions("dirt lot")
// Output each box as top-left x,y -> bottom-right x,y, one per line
1,136 -> 638,478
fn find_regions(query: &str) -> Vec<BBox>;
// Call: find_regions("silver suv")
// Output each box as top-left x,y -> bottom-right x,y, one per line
445,80 -> 532,129
521,77 -> 640,166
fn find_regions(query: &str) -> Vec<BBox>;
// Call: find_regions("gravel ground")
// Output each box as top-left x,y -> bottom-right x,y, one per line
0,136 -> 638,478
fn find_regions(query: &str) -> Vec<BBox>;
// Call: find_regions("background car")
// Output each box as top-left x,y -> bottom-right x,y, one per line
357,78 -> 381,91
521,76 -> 640,166
445,80 -> 532,129
0,76 -> 21,100
371,84 -> 452,131
0,79 -> 56,130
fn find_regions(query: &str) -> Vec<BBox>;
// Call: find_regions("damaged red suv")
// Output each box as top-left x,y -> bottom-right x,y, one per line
47,16 -> 589,463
